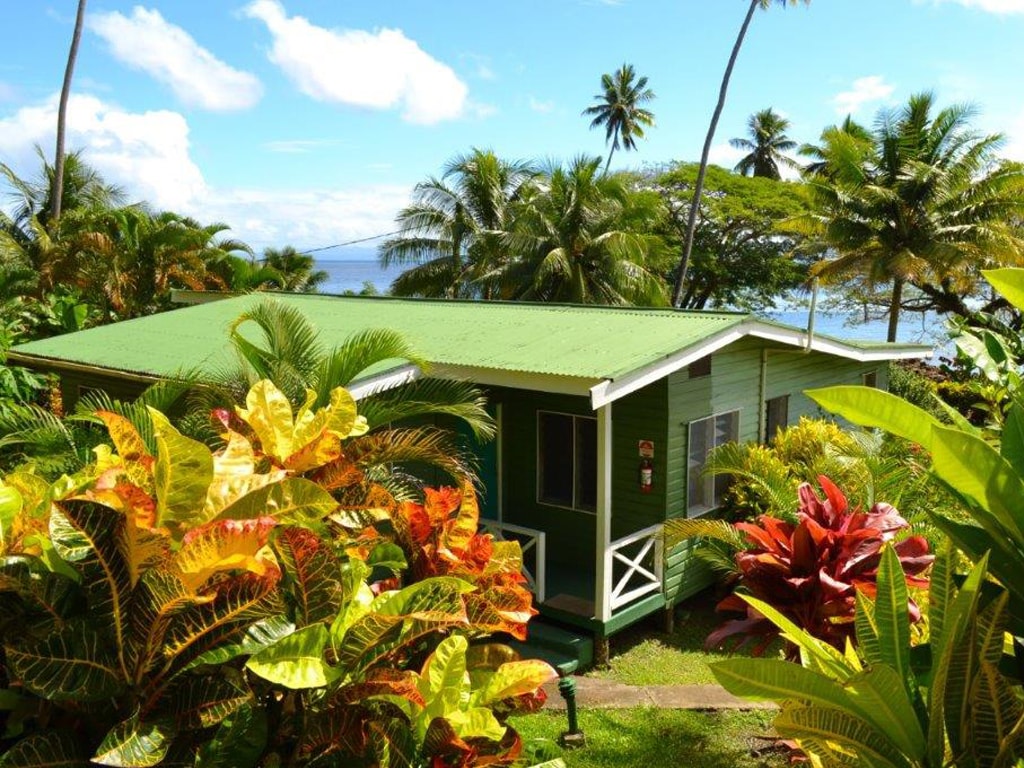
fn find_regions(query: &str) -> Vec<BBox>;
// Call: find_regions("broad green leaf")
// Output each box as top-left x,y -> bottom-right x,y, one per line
854,591 -> 882,668
194,704 -> 267,768
366,541 -> 408,574
774,704 -> 911,768
92,713 -> 175,767
246,623 -> 339,689
273,526 -> 344,627
983,268 -> 1024,313
447,706 -> 505,742
927,541 -> 957,662
473,659 -> 559,707
183,614 -> 295,671
930,425 -> 1024,544
711,657 -> 858,712
738,595 -> 853,681
0,731 -> 89,767
955,332 -> 1003,382
1002,398 -> 1024,478
972,661 -> 1023,768
0,481 -> 23,546
167,675 -> 252,729
148,408 -> 213,527
126,569 -> 206,678
805,386 -> 940,449
6,619 -> 123,702
213,478 -> 337,526
874,545 -> 911,684
365,717 -> 416,768
419,635 -> 469,730
846,666 -> 925,760
48,500 -> 130,676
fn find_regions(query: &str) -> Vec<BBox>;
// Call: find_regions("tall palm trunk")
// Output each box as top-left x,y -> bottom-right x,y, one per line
671,0 -> 759,307
51,0 -> 88,227
604,127 -> 620,175
887,277 -> 903,343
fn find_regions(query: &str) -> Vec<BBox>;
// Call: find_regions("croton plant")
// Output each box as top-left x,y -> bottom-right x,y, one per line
0,380 -> 555,768
710,476 -> 934,655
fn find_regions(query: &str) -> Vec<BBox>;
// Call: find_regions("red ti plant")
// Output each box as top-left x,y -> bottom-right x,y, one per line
710,476 -> 933,655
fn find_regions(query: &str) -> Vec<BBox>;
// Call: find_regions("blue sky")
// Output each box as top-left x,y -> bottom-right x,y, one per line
1,0 -> 1023,256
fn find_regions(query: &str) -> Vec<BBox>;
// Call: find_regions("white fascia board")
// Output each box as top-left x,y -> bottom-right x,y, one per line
430,363 -> 599,398
346,364 -> 421,400
589,327 -> 747,410
744,322 -> 934,362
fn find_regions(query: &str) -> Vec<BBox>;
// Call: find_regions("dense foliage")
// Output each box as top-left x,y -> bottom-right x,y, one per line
0,380 -> 554,767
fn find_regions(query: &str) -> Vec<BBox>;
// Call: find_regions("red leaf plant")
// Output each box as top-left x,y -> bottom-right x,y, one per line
710,475 -> 933,656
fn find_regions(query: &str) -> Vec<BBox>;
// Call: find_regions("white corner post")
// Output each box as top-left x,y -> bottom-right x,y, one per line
594,402 -> 613,623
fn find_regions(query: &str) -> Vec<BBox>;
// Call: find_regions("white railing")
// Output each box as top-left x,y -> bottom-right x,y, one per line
607,523 -> 664,613
478,520 -> 546,603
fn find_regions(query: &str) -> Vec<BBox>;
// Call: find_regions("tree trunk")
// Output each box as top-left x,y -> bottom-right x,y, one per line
887,277 -> 903,343
604,132 -> 618,175
671,0 -> 760,307
51,0 -> 88,227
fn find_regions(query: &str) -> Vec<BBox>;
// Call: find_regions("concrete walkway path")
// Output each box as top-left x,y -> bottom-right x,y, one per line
541,677 -> 775,711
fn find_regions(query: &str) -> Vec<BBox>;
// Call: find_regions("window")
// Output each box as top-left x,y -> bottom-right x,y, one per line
688,356 -> 712,379
862,371 -> 878,388
537,411 -> 597,512
687,410 -> 739,515
764,395 -> 789,443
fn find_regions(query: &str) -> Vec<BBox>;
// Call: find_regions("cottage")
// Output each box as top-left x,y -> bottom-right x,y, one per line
9,293 -> 930,667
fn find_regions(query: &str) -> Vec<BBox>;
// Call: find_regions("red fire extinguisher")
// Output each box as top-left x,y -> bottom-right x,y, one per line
639,456 -> 654,494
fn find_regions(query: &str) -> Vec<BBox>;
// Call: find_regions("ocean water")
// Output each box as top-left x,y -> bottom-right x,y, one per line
315,259 -> 950,348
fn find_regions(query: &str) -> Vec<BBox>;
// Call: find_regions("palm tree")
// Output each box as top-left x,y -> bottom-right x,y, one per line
793,92 -> 1024,342
496,156 -> 669,305
51,0 -> 88,226
582,63 -> 656,175
672,0 -> 811,308
261,245 -> 328,292
199,300 -> 495,498
730,108 -> 798,179
380,149 -> 537,299
798,116 -> 873,178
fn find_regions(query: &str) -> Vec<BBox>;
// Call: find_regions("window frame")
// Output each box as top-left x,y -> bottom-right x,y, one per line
686,408 -> 740,517
764,394 -> 790,443
535,409 -> 598,515
862,370 -> 878,388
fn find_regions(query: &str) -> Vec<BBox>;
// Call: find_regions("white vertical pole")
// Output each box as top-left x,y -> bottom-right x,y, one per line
595,403 -> 613,623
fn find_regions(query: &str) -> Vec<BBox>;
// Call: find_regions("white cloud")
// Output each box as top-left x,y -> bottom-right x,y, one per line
0,93 -> 205,210
707,142 -> 745,170
89,6 -> 262,111
243,0 -> 468,124
529,96 -> 555,114
927,0 -> 1024,12
833,75 -> 895,116
0,82 -> 16,102
1000,109 -> 1024,161
0,93 -> 410,249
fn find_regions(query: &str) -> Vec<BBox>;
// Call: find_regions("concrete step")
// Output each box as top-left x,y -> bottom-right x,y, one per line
508,640 -> 580,676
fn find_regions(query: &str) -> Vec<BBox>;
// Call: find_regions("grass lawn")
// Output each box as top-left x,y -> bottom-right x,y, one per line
587,590 -> 782,686
512,708 -> 787,768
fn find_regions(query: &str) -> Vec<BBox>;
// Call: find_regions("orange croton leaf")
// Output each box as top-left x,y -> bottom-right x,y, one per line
96,410 -> 154,469
172,516 -> 278,591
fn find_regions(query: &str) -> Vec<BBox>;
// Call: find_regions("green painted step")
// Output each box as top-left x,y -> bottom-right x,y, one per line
509,620 -> 595,674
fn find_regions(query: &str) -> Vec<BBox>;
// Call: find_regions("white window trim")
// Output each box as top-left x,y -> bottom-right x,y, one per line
536,409 -> 598,515
686,408 -> 740,518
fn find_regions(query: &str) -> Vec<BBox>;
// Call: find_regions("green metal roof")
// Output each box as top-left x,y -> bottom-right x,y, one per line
8,293 -> 930,384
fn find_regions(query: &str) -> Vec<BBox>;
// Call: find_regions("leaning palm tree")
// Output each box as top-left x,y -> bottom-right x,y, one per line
197,300 -> 495,498
792,92 -> 1024,342
51,0 -> 88,226
798,115 -> 873,178
582,63 -> 656,175
380,149 -> 537,299
261,245 -> 328,292
730,108 -> 798,179
496,156 -> 669,305
672,0 -> 811,308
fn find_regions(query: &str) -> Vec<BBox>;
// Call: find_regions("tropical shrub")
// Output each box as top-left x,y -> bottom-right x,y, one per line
0,380 -> 554,766
668,477 -> 932,655
711,544 -> 1024,768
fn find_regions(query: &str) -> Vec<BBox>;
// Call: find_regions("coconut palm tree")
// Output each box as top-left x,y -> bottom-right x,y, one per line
793,92 -> 1024,341
582,63 -> 656,175
798,115 -> 873,178
261,245 -> 328,292
496,156 -> 669,305
730,108 -> 799,179
380,149 -> 537,299
672,0 -> 811,308
51,0 -> 88,225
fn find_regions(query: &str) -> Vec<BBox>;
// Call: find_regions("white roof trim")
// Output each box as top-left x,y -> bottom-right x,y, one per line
432,363 -> 599,397
590,320 -> 931,410
347,364 -> 421,400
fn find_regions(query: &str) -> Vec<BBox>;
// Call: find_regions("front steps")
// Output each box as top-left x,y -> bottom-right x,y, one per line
509,618 -> 595,674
